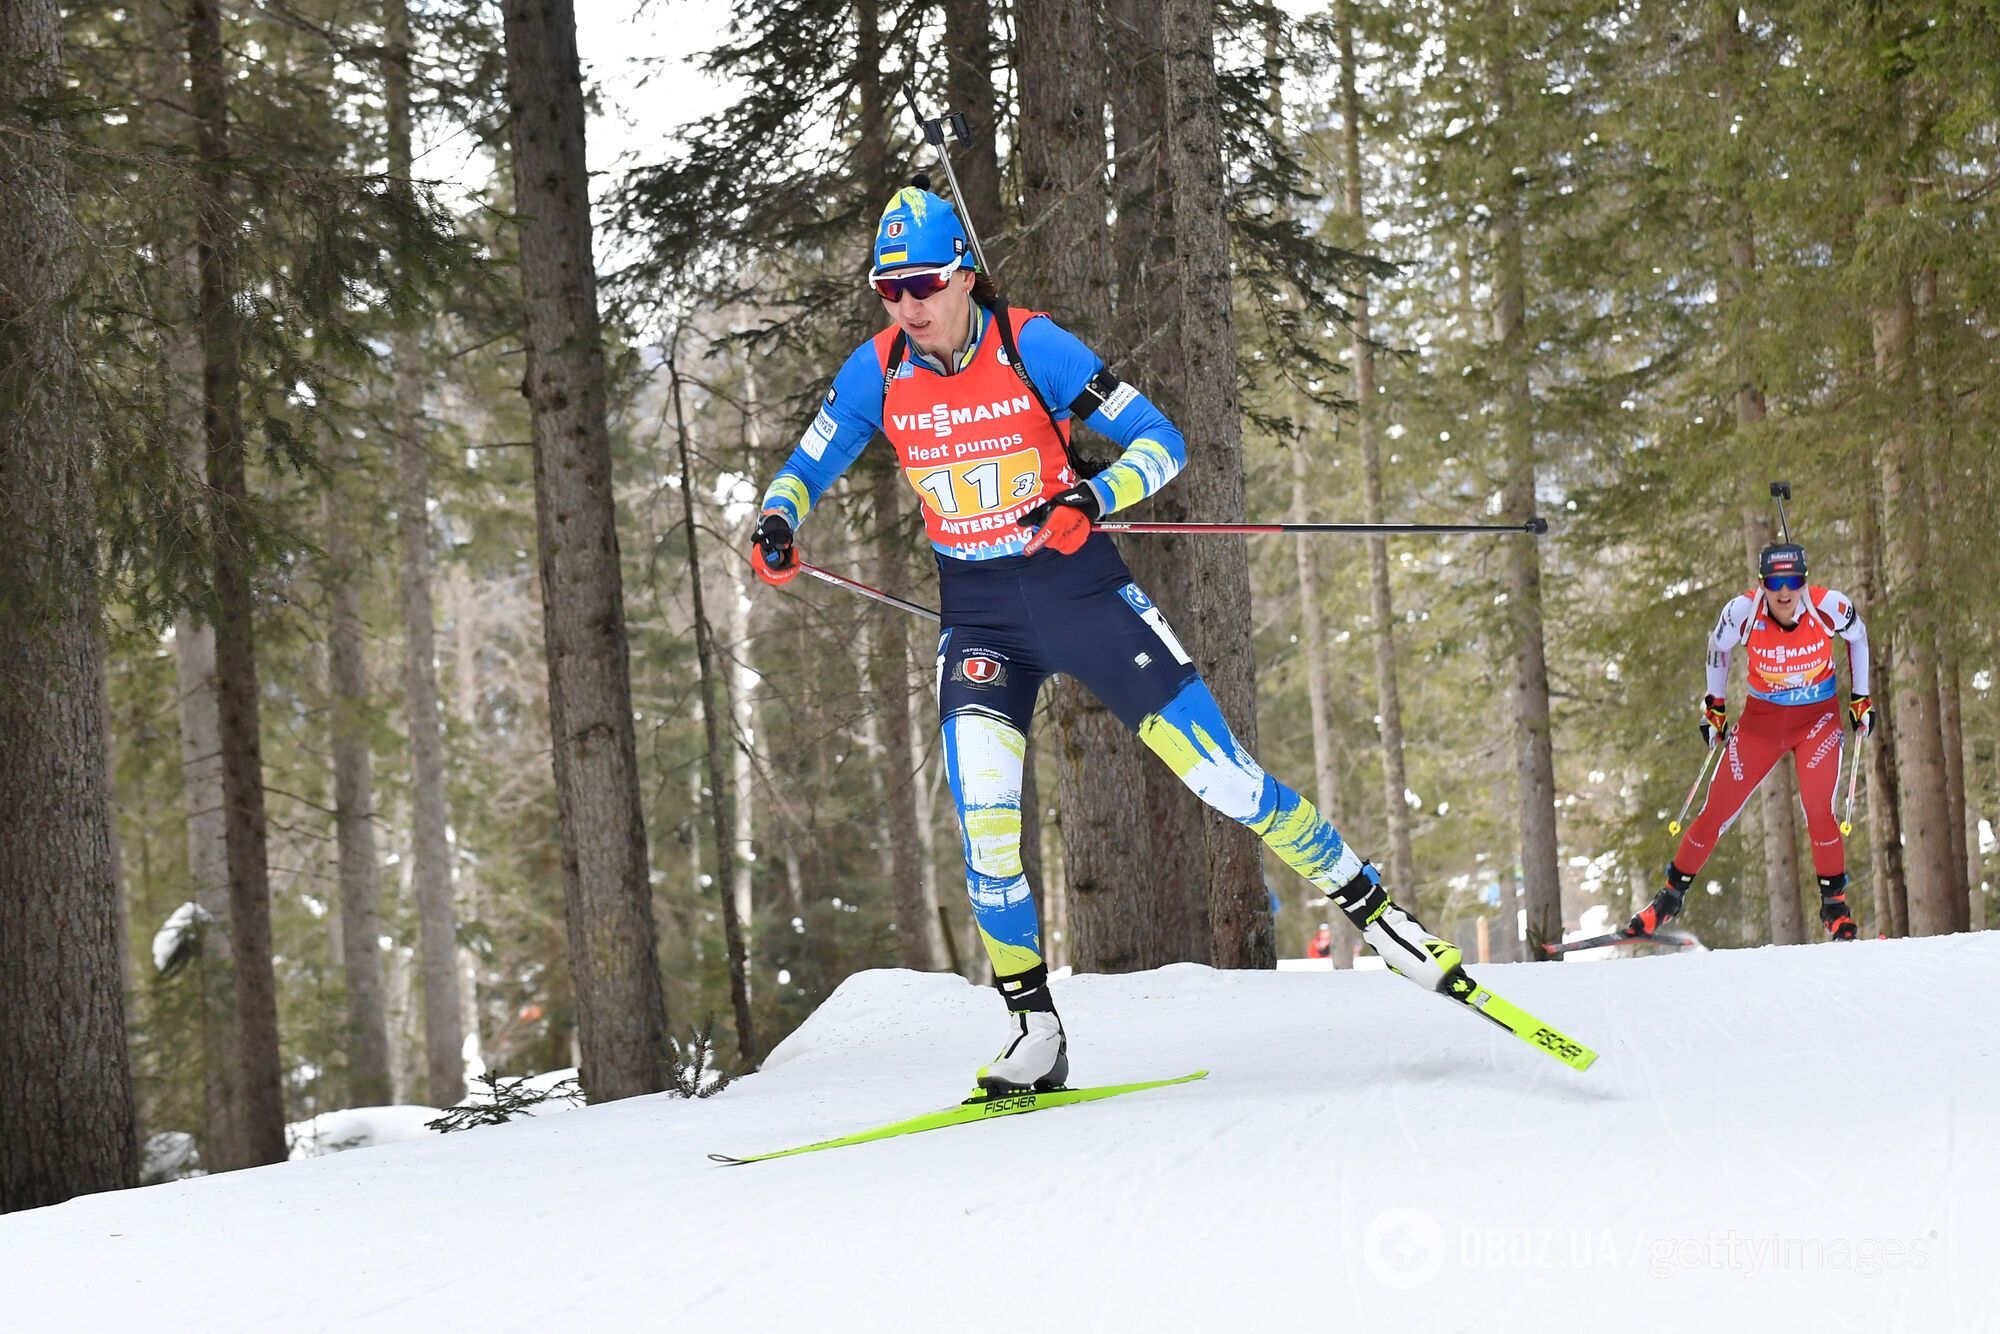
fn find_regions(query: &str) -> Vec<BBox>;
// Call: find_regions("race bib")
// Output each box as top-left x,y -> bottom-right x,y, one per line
905,446 -> 1042,519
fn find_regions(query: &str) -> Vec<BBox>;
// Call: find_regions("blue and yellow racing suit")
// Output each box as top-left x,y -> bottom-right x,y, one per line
763,305 -> 1370,1002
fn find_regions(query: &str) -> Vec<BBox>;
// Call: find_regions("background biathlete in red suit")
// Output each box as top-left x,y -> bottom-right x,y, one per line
1626,541 -> 1874,941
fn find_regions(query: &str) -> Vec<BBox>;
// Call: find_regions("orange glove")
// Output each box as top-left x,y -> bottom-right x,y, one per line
1017,483 -> 1102,556
749,511 -> 799,586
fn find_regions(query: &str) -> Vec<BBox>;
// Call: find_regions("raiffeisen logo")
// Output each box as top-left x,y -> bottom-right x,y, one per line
892,394 -> 1034,439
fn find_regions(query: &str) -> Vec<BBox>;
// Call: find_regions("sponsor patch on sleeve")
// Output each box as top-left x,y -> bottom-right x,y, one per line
802,408 -> 837,460
1099,382 -> 1140,420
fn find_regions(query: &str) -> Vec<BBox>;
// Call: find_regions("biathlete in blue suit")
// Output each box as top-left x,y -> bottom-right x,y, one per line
750,185 -> 1460,1091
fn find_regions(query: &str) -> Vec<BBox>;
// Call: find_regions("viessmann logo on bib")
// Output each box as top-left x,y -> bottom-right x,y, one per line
891,394 -> 1034,439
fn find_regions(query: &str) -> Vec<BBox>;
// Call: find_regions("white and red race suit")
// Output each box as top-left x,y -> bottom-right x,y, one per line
1675,586 -> 1870,879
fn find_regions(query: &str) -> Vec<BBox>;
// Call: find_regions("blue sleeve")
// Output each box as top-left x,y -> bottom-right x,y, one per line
1014,315 -> 1187,515
759,340 -> 885,527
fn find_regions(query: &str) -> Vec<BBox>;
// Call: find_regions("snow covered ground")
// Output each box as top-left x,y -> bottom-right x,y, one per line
4,935 -> 1994,1332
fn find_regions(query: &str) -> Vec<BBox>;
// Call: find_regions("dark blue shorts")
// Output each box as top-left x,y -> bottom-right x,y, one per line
935,534 -> 1200,733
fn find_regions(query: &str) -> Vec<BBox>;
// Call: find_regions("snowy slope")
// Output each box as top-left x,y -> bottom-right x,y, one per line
4,936 -> 1995,1333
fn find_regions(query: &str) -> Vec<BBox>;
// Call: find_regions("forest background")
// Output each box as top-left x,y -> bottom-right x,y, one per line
2,0 -> 1994,1210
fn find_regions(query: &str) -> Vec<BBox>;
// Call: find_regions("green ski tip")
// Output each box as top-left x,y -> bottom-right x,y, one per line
1446,973 -> 1599,1071
709,1069 -> 1209,1165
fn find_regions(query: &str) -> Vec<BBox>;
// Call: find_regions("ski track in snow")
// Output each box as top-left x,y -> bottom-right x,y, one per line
2,938 -> 1995,1332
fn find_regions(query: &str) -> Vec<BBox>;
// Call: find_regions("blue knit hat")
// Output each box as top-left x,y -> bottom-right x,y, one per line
871,184 -> 975,274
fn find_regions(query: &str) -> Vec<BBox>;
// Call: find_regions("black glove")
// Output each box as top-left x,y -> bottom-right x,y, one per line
749,510 -> 798,586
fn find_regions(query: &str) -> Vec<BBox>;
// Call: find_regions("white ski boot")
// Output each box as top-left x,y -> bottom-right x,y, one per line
977,1011 -> 1069,1094
1331,863 -> 1463,991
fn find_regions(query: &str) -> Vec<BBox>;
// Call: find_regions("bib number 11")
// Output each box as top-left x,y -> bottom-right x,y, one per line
909,449 -> 1041,518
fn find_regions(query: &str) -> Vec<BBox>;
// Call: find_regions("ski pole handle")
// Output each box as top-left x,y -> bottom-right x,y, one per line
1668,732 -> 1727,836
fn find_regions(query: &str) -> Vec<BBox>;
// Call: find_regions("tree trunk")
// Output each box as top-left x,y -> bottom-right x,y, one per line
173,614 -> 247,1165
1016,0 -> 1110,329
1165,0 -> 1271,969
1912,257 -> 1975,936
445,566 -> 487,1071
1915,260 -> 1972,935
384,0 -> 465,1108
1106,0 -> 1209,965
1869,180 -> 1957,938
1019,0 -> 1172,972
0,0 -> 138,1211
1858,487 -> 1907,936
1938,649 -> 1973,931
1497,852 -> 1525,963
736,354 -> 772,946
667,339 -> 757,1062
503,0 -> 668,1099
941,0 -> 1003,262
142,0 -> 244,1165
94,633 -> 136,1070
1487,3 -> 1563,957
1107,0 -> 1175,372
865,467 -> 944,970
189,0 -> 287,1163
726,523 -> 758,967
1258,10 -> 1351,966
1291,446 -> 1354,969
167,311 -> 246,1167
854,0 -> 943,972
1339,9 -> 1417,917
322,431 -> 393,1105
1963,712 -> 1985,932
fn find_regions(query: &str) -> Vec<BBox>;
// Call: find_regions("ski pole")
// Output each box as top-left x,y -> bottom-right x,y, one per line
1099,517 -> 1549,538
1770,480 -> 1792,543
1668,732 -> 1728,836
786,510 -> 1545,621
1840,733 -> 1865,836
899,87 -> 991,274
796,560 -> 938,624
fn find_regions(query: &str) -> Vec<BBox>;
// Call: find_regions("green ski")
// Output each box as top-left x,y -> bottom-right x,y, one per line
708,1070 -> 1208,1165
1441,970 -> 1599,1070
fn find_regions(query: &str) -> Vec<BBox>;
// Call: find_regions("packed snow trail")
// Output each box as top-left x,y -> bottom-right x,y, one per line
4,936 -> 1993,1332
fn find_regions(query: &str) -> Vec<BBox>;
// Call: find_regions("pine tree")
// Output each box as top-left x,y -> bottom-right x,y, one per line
0,0 -> 137,1212
1166,0 -> 1273,968
383,0 -> 467,1107
503,0 -> 670,1098
1017,0 -> 1178,971
187,0 -> 289,1164
1105,0 -> 1213,967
